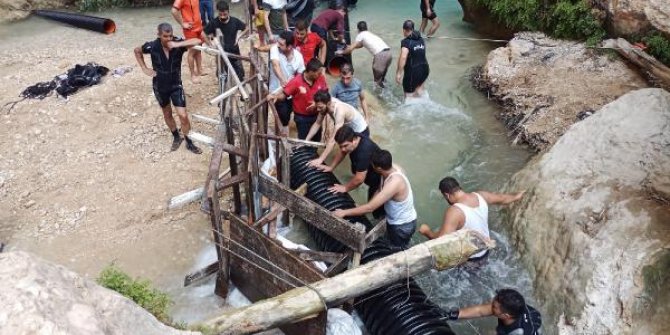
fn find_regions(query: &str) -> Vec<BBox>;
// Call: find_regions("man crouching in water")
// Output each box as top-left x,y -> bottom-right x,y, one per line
134,23 -> 202,154
419,177 -> 524,263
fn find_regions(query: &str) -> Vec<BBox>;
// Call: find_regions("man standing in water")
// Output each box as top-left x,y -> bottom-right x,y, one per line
134,23 -> 203,154
419,0 -> 440,38
333,149 -> 417,249
446,289 -> 543,335
418,177 -> 524,262
396,20 -> 429,98
172,0 -> 206,83
337,21 -> 393,88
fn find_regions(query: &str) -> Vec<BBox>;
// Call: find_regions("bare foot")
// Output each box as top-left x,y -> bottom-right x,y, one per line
191,75 -> 200,84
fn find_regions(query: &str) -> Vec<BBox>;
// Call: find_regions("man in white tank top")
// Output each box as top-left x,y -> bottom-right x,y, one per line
418,177 -> 525,261
333,149 -> 417,249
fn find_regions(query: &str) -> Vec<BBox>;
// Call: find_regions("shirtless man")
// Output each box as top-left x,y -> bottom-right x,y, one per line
333,149 -> 417,249
305,90 -> 369,167
418,177 -> 524,261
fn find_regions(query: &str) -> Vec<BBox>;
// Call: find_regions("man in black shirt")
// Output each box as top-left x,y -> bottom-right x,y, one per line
447,289 -> 543,335
318,125 -> 382,208
134,23 -> 203,154
204,1 -> 249,80
396,20 -> 429,98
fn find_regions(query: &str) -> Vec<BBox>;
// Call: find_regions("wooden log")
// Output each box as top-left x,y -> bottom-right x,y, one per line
258,175 -> 367,253
209,196 -> 230,298
252,204 -> 285,229
210,76 -> 258,105
183,262 -> 218,286
323,252 -> 351,277
603,38 -> 670,88
364,219 -> 387,246
205,229 -> 495,334
215,172 -> 249,191
214,37 -> 249,101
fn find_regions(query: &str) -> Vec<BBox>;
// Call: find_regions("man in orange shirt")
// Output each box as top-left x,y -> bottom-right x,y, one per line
171,0 -> 205,82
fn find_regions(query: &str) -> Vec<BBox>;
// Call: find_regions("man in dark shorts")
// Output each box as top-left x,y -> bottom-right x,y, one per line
317,126 -> 383,217
420,0 -> 440,37
446,289 -> 543,335
203,0 -> 248,81
134,23 -> 202,154
396,20 -> 429,98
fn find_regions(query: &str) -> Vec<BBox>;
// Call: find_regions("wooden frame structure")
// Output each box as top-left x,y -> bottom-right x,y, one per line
171,28 -> 388,334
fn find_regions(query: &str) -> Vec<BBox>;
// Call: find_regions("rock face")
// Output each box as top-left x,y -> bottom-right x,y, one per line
505,88 -> 670,334
456,0 -> 515,40
0,251 -> 199,335
0,0 -> 70,22
593,0 -> 670,37
474,32 -> 647,151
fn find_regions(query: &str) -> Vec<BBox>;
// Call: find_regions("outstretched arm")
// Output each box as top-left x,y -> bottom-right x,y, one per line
454,302 -> 493,320
168,38 -> 202,49
418,207 -> 464,240
338,40 -> 363,55
478,190 -> 525,205
334,176 -> 401,217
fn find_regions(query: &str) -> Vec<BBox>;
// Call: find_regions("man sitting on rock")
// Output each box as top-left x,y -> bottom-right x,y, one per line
446,288 -> 543,335
418,177 -> 524,263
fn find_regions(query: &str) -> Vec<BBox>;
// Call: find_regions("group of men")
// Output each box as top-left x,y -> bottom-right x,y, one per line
133,1 -> 542,333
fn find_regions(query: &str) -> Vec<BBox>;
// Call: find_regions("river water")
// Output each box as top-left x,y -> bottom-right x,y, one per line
1,1 -> 536,334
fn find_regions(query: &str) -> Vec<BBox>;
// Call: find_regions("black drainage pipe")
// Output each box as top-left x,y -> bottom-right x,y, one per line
33,10 -> 116,34
289,147 -> 455,335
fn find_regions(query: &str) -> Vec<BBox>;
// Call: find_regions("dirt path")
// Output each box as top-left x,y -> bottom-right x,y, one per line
0,14 -> 225,287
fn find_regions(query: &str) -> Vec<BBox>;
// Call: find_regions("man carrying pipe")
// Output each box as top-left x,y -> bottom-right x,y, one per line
419,177 -> 525,264
333,149 -> 417,250
171,0 -> 206,83
336,21 -> 393,88
134,23 -> 203,154
315,125 -> 384,218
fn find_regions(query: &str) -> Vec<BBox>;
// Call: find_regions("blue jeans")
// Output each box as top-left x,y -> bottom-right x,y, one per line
200,0 -> 214,26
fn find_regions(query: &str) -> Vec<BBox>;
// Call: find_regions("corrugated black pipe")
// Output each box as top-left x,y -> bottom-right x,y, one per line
289,147 -> 455,335
33,10 -> 116,34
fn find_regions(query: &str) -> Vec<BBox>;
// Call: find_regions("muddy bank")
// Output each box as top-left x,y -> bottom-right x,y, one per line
472,32 -> 648,151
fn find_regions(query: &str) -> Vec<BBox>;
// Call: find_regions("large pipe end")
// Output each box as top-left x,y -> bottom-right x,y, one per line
327,56 -> 348,76
103,19 -> 116,34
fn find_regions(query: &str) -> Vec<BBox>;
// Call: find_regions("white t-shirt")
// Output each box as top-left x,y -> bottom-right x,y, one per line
262,0 -> 287,10
269,45 -> 305,93
355,31 -> 389,55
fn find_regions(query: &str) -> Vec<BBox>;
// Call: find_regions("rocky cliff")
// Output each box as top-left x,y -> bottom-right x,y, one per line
0,251 -> 200,335
474,32 -> 647,151
504,88 -> 670,334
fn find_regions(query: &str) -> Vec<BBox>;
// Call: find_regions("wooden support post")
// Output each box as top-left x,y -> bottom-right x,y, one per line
204,229 -> 495,334
168,167 -> 230,210
209,196 -> 230,298
280,138 -> 291,229
287,250 -> 346,264
184,262 -> 218,286
214,36 -> 249,101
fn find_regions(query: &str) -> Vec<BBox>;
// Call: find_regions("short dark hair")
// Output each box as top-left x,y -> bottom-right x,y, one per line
157,22 -> 173,33
334,125 -> 357,144
438,177 -> 461,194
340,63 -> 353,75
295,19 -> 308,31
279,30 -> 294,46
372,149 -> 392,170
357,21 -> 368,32
402,20 -> 415,31
305,58 -> 323,73
216,0 -> 229,11
313,90 -> 331,104
494,289 -> 526,318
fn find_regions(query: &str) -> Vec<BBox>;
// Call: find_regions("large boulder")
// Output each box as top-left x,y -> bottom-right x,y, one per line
505,88 -> 670,334
593,0 -> 670,37
0,251 -> 199,335
474,32 -> 647,151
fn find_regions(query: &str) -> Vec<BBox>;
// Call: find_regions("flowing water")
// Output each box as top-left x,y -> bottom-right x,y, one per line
1,1 -> 536,333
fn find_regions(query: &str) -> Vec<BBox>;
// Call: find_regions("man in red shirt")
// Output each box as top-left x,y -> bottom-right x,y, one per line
171,0 -> 205,83
293,19 -> 326,66
268,58 -> 328,141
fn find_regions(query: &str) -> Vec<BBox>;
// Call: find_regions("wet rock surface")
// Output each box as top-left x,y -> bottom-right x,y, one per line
473,32 -> 648,151
0,251 -> 200,335
505,88 -> 670,335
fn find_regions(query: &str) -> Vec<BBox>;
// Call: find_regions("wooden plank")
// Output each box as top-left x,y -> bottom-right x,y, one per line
215,172 -> 249,191
209,197 -> 229,298
258,176 -> 367,253
225,212 -> 327,335
365,218 -> 387,246
252,204 -> 285,229
188,131 -> 215,147
257,133 -> 326,148
192,113 -> 221,125
193,45 -> 251,61
183,262 -> 218,287
214,37 -> 249,101
168,168 -> 231,210
324,253 -> 351,277
604,38 -> 670,88
288,249 -> 346,264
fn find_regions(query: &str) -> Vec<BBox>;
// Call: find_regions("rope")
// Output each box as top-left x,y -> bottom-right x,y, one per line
426,35 -> 508,43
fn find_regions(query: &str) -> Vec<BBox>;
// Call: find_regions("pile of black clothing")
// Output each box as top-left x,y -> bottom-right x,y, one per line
21,62 -> 109,99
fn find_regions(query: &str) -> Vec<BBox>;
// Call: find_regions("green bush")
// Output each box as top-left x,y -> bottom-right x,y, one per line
96,265 -> 172,323
474,0 -> 606,44
76,0 -> 130,11
643,33 -> 670,66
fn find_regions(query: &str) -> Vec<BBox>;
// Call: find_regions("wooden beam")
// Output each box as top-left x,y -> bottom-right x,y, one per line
205,229 -> 495,334
188,131 -> 215,147
214,37 -> 249,101
193,45 -> 251,61
252,204 -> 285,229
258,175 -> 367,253
208,197 -> 229,298
364,219 -> 387,246
168,167 -> 231,210
210,76 -> 258,105
324,253 -> 350,277
603,38 -> 670,88
215,172 -> 249,191
192,113 -> 221,125
287,249 -> 346,264
183,262 -> 218,286
257,133 -> 326,148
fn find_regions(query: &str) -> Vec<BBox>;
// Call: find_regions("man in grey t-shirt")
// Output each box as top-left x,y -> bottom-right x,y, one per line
330,65 -> 369,120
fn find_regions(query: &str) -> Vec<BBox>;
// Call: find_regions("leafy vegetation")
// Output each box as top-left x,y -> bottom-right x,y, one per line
75,0 -> 171,12
96,265 -> 172,323
474,0 -> 606,45
642,33 -> 670,66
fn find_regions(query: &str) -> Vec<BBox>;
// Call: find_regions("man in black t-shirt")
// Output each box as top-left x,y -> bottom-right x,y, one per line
134,22 -> 203,154
396,20 -> 429,98
204,1 -> 249,80
317,126 -> 382,213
